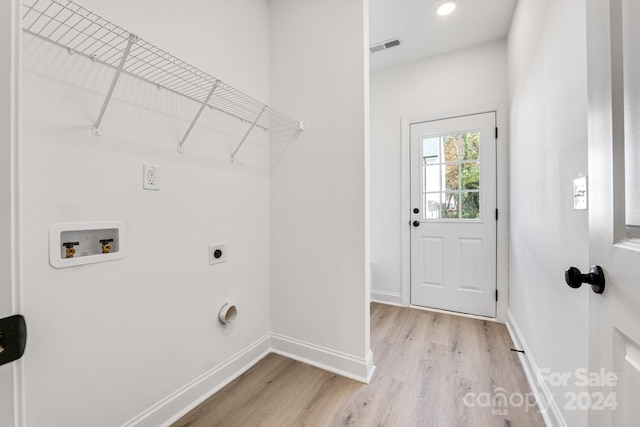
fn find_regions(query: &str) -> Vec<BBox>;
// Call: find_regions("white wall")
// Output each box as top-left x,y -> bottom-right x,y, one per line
269,0 -> 373,380
19,1 -> 272,425
507,0 -> 589,425
370,40 -> 508,305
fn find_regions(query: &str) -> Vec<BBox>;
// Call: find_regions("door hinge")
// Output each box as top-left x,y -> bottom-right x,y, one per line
495,209 -> 499,221
495,127 -> 498,139
496,289 -> 499,302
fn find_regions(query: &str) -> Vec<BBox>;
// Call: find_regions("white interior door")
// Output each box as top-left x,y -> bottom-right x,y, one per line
410,112 -> 496,317
586,0 -> 640,425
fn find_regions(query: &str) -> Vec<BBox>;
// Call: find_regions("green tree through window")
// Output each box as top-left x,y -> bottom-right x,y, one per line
442,132 -> 480,219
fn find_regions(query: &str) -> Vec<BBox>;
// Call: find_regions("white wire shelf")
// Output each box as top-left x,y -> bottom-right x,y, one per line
22,0 -> 304,160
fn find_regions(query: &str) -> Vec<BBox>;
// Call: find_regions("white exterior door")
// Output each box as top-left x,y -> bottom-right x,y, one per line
410,112 -> 497,317
586,0 -> 640,425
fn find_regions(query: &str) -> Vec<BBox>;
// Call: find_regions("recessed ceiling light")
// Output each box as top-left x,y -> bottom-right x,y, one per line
435,1 -> 457,16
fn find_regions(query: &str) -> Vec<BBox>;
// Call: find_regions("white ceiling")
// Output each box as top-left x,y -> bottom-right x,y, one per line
369,0 -> 518,71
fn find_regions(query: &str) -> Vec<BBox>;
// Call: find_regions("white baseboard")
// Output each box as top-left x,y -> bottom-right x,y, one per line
271,333 -> 376,384
125,333 -> 375,426
505,310 -> 566,427
370,289 -> 403,306
124,335 -> 271,427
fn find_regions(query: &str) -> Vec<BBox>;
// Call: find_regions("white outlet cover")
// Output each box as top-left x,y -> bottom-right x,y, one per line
209,244 -> 226,265
143,164 -> 160,190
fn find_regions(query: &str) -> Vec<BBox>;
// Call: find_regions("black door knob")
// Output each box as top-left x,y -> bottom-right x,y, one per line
413,208 -> 420,214
0,315 -> 27,366
565,265 -> 605,294
412,221 -> 420,227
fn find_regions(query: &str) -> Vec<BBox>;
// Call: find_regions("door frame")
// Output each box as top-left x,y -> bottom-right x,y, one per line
400,105 -> 509,321
0,0 -> 23,425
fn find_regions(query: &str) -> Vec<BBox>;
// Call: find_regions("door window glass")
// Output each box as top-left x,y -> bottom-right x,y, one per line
422,132 -> 481,220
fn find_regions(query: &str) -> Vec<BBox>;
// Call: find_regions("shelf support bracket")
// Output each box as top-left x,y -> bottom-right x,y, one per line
177,81 -> 218,153
92,33 -> 139,136
230,106 -> 267,163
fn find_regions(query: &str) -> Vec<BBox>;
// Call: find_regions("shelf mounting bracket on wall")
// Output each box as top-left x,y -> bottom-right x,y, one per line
92,33 -> 139,136
230,106 -> 266,163
177,80 -> 219,153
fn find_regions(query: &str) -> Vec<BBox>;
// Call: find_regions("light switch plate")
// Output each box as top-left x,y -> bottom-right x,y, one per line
574,176 -> 588,210
143,164 -> 159,190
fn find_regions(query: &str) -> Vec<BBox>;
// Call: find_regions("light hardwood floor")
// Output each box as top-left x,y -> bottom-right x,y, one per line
173,303 -> 546,426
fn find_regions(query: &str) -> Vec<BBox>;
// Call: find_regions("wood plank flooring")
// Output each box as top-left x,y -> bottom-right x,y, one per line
172,303 -> 546,426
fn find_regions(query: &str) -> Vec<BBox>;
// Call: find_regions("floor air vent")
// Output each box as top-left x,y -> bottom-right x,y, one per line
370,38 -> 401,54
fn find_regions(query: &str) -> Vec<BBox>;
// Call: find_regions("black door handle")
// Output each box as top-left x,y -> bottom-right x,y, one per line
565,266 -> 605,294
0,314 -> 27,366
412,221 -> 420,227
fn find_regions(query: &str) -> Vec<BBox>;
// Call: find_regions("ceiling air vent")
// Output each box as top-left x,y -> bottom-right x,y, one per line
370,38 -> 401,54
